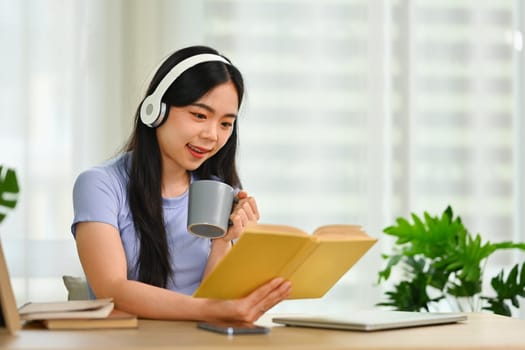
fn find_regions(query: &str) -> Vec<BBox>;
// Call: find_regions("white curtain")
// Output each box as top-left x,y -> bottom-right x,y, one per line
1,0 -> 523,318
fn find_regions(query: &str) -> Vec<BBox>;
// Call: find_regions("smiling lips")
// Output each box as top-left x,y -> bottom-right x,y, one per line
187,144 -> 211,159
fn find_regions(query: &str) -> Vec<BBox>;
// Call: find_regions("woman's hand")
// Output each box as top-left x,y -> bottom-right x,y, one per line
221,190 -> 260,242
204,191 -> 259,277
206,277 -> 292,323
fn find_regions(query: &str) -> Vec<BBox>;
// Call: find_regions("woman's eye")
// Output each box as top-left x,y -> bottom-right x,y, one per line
222,122 -> 233,128
191,112 -> 206,120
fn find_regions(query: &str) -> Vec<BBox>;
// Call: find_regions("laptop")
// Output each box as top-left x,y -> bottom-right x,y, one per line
272,310 -> 467,332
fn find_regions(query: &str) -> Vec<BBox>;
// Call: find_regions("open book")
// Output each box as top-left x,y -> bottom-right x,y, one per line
193,224 -> 377,299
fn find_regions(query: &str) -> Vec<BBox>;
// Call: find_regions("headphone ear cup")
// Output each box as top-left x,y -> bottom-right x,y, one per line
154,102 -> 168,127
140,97 -> 167,128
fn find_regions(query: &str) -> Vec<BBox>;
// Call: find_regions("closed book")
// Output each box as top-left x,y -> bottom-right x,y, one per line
193,223 -> 377,299
40,309 -> 138,330
19,298 -> 114,321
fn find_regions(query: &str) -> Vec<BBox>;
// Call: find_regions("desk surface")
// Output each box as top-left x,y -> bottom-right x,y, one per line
0,312 -> 524,350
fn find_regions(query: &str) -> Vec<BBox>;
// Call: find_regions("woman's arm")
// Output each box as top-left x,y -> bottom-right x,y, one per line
203,190 -> 259,277
75,221 -> 289,322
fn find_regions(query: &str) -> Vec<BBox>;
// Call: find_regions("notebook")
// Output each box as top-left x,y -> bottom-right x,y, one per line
272,310 -> 467,332
0,240 -> 21,334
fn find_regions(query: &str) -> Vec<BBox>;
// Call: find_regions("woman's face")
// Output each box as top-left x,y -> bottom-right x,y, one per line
156,80 -> 239,173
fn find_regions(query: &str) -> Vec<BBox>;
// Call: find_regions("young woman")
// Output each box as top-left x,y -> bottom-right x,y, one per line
72,45 -> 291,322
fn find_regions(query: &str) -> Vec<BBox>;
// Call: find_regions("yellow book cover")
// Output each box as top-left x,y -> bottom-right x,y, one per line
193,223 -> 377,299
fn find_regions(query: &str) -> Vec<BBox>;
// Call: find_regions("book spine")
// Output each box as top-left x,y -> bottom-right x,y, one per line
277,237 -> 318,278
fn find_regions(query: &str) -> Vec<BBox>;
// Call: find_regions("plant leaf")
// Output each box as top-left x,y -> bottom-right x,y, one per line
481,262 -> 525,316
491,263 -> 525,300
376,273 -> 443,312
377,254 -> 403,283
382,207 -> 467,260
447,279 -> 481,297
481,298 -> 511,316
0,166 -> 20,224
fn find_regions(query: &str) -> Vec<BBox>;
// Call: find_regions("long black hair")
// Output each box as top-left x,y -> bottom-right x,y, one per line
123,46 -> 244,288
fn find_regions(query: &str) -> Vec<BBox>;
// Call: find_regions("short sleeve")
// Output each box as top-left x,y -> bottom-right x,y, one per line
71,168 -> 121,236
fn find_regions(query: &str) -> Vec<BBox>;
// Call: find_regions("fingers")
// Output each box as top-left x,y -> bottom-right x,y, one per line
213,278 -> 291,323
225,192 -> 260,239
236,190 -> 248,200
246,278 -> 292,321
257,279 -> 292,313
234,191 -> 259,221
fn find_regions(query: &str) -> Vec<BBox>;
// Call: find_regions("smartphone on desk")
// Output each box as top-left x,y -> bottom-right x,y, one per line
197,321 -> 270,335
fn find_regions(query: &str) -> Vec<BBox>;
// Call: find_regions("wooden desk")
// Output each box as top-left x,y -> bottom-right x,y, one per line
0,312 -> 523,350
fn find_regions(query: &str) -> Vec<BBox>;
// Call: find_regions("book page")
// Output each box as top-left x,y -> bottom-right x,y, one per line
313,225 -> 371,239
244,223 -> 307,236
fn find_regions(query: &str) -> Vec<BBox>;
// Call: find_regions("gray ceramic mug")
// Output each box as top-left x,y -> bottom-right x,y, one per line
187,180 -> 235,238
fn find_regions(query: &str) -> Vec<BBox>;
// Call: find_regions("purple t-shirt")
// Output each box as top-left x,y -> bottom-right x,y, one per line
71,152 -> 211,297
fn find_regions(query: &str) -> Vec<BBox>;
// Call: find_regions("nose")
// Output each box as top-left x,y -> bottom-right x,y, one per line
199,121 -> 218,141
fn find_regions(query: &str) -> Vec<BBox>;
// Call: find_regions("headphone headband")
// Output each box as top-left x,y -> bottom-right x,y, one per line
140,53 -> 230,127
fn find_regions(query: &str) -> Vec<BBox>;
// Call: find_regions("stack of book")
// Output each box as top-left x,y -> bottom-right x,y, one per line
18,298 -> 137,330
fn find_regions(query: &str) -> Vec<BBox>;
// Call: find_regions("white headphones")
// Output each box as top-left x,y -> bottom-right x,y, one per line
139,53 -> 230,127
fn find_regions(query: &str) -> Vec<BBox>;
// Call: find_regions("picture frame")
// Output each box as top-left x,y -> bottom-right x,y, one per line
0,240 -> 20,334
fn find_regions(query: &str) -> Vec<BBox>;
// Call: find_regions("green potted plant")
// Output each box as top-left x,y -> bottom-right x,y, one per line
0,165 -> 20,224
377,206 -> 525,316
